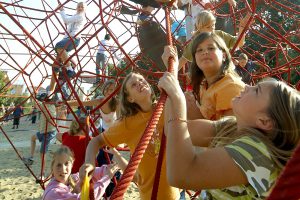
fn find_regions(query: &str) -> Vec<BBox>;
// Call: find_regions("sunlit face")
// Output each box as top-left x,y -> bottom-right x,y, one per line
77,3 -> 85,13
125,74 -> 151,103
104,84 -> 116,97
232,81 -> 274,127
52,154 -> 73,184
197,21 -> 215,33
195,38 -> 224,75
238,59 -> 247,68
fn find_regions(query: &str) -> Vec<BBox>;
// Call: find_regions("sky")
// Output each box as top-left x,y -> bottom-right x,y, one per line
0,0 -> 184,93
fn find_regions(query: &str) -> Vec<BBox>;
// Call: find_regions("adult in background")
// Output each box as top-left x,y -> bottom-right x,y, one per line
12,105 -> 23,129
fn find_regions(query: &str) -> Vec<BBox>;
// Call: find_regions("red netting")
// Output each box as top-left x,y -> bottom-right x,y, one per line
0,0 -> 299,199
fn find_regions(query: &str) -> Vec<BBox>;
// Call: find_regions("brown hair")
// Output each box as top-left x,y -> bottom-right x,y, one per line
190,32 -> 238,102
211,79 -> 300,169
101,79 -> 118,112
69,117 -> 88,136
119,72 -> 156,118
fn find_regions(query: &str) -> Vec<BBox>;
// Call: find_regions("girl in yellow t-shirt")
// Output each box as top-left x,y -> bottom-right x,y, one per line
186,32 -> 245,120
79,72 -> 180,200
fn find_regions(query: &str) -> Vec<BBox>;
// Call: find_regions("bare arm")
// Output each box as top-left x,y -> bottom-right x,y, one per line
237,13 -> 254,48
159,46 -> 247,190
185,92 -> 205,120
79,134 -> 107,180
178,56 -> 189,71
67,98 -> 101,107
56,132 -> 63,143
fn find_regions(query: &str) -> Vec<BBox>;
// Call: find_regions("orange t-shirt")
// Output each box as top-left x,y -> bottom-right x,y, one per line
198,73 -> 245,120
103,111 -> 180,200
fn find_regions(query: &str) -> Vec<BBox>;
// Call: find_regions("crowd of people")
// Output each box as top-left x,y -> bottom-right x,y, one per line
3,1 -> 299,200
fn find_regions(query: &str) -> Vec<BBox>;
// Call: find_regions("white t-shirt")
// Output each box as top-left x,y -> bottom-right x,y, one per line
181,0 -> 210,24
97,39 -> 114,57
99,109 -> 117,130
60,10 -> 86,38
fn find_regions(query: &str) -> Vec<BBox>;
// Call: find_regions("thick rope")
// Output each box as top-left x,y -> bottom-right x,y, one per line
109,4 -> 175,200
266,142 -> 300,200
151,129 -> 166,200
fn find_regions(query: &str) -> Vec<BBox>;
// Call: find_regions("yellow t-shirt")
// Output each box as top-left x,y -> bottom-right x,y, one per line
198,73 -> 245,120
103,111 -> 180,200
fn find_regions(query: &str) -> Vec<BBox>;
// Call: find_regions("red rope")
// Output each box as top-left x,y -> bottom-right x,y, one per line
267,142 -> 300,200
151,130 -> 166,200
109,5 -> 175,200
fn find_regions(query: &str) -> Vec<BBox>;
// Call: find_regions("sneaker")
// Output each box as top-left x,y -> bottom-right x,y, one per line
53,66 -> 62,73
23,157 -> 34,165
66,69 -> 76,79
36,175 -> 45,184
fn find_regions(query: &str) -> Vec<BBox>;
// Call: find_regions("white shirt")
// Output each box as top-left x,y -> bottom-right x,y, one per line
97,39 -> 115,57
99,109 -> 117,130
181,0 -> 210,24
60,10 -> 86,38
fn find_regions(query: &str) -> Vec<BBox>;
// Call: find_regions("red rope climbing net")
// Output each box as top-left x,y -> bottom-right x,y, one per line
0,0 -> 299,199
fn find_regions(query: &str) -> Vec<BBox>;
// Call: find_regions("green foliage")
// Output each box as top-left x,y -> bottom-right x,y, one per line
241,0 -> 300,85
0,71 -> 12,107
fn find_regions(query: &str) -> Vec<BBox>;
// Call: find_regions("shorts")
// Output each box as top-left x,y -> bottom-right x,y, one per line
55,37 -> 80,52
36,131 -> 56,153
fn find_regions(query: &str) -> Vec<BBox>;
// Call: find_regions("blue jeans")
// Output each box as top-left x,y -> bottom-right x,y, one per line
55,37 -> 80,52
36,131 -> 56,153
96,53 -> 107,82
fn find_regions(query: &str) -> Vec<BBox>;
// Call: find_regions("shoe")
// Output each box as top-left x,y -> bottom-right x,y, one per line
36,175 -> 45,184
53,67 -> 61,73
23,157 -> 34,165
66,69 -> 76,79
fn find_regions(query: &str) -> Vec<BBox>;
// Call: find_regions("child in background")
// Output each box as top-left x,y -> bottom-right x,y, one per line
43,146 -> 119,200
23,93 -> 56,180
49,2 -> 86,95
235,53 -> 256,85
159,45 -> 300,199
56,117 -> 91,173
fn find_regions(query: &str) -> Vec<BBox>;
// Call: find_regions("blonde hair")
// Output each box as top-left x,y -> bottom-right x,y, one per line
119,72 -> 156,118
51,146 -> 76,189
69,117 -> 87,136
190,32 -> 238,102
76,2 -> 86,13
211,80 -> 300,170
194,10 -> 216,32
238,53 -> 248,61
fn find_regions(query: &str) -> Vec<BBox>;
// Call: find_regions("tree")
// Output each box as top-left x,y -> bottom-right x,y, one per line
0,71 -> 13,108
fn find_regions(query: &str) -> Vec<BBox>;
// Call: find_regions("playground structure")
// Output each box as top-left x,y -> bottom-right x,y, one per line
0,0 -> 300,199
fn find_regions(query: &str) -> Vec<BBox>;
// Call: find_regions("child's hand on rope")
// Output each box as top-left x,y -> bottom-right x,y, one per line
79,163 -> 95,186
161,45 -> 179,78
